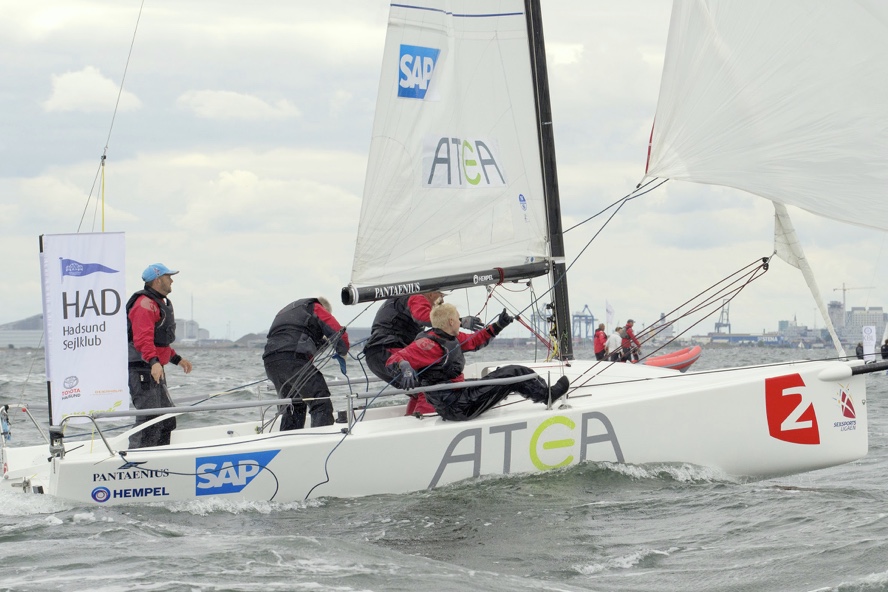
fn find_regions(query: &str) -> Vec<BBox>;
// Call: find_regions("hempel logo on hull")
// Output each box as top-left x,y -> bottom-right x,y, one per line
765,373 -> 862,444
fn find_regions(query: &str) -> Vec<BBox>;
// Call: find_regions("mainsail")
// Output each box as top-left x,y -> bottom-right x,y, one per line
645,0 -> 888,230
344,1 -> 553,304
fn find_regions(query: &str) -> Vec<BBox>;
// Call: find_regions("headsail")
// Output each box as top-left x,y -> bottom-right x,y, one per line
645,1 -> 888,230
344,1 -> 553,304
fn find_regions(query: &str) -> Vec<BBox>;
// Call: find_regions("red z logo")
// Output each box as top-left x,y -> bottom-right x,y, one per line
765,373 -> 820,445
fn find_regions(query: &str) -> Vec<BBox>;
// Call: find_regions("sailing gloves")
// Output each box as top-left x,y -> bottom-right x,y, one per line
397,360 -> 417,390
460,316 -> 484,331
490,308 -> 514,336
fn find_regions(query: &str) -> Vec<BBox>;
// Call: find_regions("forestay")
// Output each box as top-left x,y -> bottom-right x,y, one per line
349,0 -> 550,289
645,0 -> 888,231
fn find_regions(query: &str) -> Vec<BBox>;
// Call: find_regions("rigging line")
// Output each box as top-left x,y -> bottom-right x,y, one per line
631,257 -> 769,350
341,301 -> 375,330
569,261 -> 770,389
488,289 -> 551,349
637,257 -> 768,334
511,189 -> 632,323
516,179 -> 670,323
563,177 -> 667,234
76,0 -> 146,233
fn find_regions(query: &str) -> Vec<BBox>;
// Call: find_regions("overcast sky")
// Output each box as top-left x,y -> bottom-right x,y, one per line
2,1 -> 886,342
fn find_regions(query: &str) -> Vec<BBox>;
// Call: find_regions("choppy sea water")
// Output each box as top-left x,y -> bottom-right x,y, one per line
1,345 -> 887,592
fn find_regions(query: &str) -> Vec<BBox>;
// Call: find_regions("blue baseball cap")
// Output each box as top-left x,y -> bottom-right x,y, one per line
141,263 -> 179,282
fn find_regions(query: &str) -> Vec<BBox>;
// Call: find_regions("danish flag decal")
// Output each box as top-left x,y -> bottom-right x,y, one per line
840,390 -> 856,418
765,373 -> 820,445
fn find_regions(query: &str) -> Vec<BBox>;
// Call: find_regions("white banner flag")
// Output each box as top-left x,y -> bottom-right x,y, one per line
862,325 -> 876,363
605,301 -> 615,328
40,233 -> 128,425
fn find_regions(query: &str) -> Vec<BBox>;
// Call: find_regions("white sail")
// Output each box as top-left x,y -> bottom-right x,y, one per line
773,202 -> 846,357
645,1 -> 888,231
349,1 -> 550,288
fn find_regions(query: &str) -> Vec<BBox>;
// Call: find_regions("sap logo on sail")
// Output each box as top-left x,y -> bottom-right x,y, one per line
195,450 -> 280,495
423,137 -> 506,188
765,373 -> 820,445
398,44 -> 440,99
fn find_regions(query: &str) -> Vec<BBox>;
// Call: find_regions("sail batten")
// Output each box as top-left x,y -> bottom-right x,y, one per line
646,0 -> 888,231
347,1 -> 551,293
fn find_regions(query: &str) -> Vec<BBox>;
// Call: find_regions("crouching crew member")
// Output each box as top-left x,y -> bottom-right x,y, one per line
386,303 -> 569,421
263,297 -> 349,430
363,291 -> 483,383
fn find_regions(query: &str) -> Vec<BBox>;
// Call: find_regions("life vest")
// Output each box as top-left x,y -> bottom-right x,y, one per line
416,329 -> 465,385
126,288 -> 176,347
365,295 -> 426,350
263,298 -> 325,358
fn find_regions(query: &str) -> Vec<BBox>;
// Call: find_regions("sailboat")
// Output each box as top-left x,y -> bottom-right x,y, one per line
1,0 -> 883,505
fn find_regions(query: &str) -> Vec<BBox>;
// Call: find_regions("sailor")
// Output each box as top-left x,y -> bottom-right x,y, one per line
263,297 -> 349,430
856,342 -> 864,360
126,263 -> 193,448
606,326 -> 623,362
881,339 -> 888,360
386,303 -> 569,421
593,322 -> 607,361
621,319 -> 642,362
363,291 -> 482,414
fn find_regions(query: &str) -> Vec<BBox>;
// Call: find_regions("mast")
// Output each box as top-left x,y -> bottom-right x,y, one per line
525,0 -> 573,360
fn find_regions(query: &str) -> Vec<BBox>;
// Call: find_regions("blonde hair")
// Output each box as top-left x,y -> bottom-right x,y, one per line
317,296 -> 332,312
430,302 -> 458,329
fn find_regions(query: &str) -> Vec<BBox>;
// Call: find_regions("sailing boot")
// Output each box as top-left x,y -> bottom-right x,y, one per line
280,403 -> 307,431
309,398 -> 335,427
549,376 -> 570,403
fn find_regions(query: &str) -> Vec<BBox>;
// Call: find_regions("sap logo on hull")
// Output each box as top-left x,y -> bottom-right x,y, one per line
399,44 -> 440,99
195,450 -> 280,495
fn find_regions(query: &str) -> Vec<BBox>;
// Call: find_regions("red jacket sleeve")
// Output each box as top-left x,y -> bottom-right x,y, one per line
406,294 -> 433,324
457,327 -> 495,351
314,302 -> 350,351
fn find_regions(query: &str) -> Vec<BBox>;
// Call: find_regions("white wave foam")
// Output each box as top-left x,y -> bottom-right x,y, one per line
574,547 -> 675,575
812,569 -> 888,591
0,488 -> 73,515
162,495 -> 320,516
596,461 -> 734,483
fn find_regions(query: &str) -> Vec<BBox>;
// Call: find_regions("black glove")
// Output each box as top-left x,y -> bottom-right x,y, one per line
335,340 -> 348,357
491,308 -> 514,335
397,360 -> 416,390
460,316 -> 484,331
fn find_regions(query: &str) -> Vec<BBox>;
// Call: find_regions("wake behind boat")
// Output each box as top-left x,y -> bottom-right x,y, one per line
3,0 -> 885,504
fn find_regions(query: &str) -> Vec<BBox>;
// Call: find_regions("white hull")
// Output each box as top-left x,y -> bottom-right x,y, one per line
2,358 -> 867,505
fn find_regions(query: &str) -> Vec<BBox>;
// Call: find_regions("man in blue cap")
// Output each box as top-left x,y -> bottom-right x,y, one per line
125,263 -> 193,448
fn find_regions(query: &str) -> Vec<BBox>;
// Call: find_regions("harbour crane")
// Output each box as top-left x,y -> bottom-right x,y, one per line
833,283 -> 875,312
